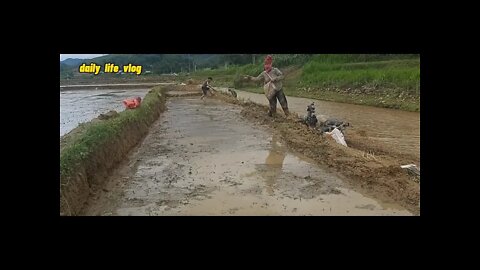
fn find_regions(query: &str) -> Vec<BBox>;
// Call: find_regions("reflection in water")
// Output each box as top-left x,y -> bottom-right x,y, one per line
257,135 -> 287,195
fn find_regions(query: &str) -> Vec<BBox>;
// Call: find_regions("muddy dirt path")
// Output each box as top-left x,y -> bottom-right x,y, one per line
215,88 -> 420,163
82,97 -> 412,216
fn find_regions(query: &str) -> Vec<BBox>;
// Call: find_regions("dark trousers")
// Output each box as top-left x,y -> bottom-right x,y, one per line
268,89 -> 289,116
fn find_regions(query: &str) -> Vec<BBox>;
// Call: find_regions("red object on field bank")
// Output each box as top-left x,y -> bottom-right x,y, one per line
123,97 -> 142,109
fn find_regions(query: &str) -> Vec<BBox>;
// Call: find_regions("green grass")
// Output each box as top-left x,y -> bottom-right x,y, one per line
301,59 -> 420,94
187,64 -> 263,86
309,54 -> 418,63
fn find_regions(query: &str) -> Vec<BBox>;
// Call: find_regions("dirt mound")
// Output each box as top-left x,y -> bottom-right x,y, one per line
166,83 -> 202,97
166,92 -> 201,97
175,83 -> 202,92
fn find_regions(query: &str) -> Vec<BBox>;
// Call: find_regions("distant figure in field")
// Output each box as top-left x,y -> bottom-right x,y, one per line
201,77 -> 215,100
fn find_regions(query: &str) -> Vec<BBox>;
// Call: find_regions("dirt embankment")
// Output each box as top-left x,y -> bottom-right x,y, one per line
165,83 -> 203,97
212,91 -> 420,215
60,86 -> 169,216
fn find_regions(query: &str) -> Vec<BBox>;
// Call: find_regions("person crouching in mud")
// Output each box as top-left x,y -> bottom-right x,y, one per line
201,77 -> 215,100
245,55 -> 290,117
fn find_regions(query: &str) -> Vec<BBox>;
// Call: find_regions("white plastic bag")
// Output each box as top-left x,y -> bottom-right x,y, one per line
263,72 -> 278,99
264,81 -> 277,99
326,128 -> 348,147
401,164 -> 420,176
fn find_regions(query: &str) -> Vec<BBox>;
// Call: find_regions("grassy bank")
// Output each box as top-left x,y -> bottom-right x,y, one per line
188,54 -> 420,112
60,86 -> 168,215
302,58 -> 419,92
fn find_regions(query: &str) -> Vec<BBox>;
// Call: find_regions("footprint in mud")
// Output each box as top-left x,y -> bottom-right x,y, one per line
125,197 -> 145,207
228,208 -> 239,214
156,200 -> 168,207
328,188 -> 342,195
220,177 -> 242,187
355,204 -> 376,210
